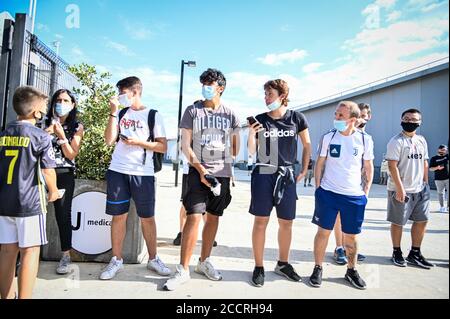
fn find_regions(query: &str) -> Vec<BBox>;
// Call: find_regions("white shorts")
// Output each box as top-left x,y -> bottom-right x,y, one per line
0,214 -> 48,248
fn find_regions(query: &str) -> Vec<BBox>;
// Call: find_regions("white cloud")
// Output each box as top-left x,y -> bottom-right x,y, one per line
375,0 -> 397,9
36,23 -> 50,32
408,0 -> 448,12
123,21 -> 152,40
105,40 -> 135,56
256,49 -> 308,66
55,34 -> 64,39
302,63 -> 323,73
72,45 -> 84,57
386,10 -> 402,22
280,24 -> 292,32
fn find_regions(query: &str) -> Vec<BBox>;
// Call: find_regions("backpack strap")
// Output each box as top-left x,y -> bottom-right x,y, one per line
142,109 -> 157,165
116,107 -> 129,142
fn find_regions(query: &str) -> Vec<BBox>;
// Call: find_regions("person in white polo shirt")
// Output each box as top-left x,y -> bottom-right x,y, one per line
309,101 -> 374,290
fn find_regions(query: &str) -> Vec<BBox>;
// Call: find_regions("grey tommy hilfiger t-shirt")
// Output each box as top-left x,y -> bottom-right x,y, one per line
180,101 -> 240,177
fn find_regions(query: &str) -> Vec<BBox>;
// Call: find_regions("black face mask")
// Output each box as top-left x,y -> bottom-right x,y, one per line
35,112 -> 46,129
401,122 -> 420,133
358,122 -> 367,129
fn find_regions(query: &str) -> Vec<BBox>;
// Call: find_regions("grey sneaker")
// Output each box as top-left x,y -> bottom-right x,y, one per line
147,255 -> 172,276
195,257 -> 223,281
164,265 -> 191,291
56,254 -> 71,275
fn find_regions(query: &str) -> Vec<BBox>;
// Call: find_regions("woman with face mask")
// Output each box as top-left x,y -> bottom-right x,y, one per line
45,89 -> 85,275
247,79 -> 312,287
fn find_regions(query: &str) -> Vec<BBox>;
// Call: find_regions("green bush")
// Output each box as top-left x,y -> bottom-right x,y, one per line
68,63 -> 115,180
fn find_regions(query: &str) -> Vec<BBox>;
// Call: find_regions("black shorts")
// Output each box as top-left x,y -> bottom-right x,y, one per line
180,174 -> 189,202
183,168 -> 232,217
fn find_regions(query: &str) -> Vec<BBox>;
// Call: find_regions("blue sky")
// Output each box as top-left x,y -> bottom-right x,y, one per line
1,0 -> 449,138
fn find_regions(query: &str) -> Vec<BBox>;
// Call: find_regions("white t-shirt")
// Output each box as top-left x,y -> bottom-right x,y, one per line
386,133 -> 429,193
109,108 -> 166,176
318,129 -> 374,196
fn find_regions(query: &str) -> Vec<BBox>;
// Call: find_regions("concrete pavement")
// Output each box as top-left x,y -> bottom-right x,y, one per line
33,164 -> 449,299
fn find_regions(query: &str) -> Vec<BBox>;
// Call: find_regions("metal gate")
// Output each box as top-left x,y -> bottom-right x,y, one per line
0,13 -> 79,131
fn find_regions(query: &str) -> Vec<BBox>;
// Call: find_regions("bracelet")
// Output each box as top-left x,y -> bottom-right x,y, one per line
57,138 -> 69,146
110,113 -> 118,118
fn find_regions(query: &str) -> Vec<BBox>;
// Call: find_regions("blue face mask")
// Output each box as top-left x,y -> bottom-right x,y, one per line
333,120 -> 349,132
202,86 -> 216,100
55,103 -> 73,117
267,100 -> 281,111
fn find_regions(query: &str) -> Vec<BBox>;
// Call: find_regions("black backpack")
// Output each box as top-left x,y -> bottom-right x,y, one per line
117,107 -> 163,173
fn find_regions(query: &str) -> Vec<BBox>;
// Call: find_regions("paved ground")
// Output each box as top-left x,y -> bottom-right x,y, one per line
33,164 -> 449,299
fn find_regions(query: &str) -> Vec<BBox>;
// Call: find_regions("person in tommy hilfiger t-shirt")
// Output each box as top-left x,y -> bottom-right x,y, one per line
0,86 -> 59,299
247,79 -> 312,287
309,101 -> 374,290
164,68 -> 240,291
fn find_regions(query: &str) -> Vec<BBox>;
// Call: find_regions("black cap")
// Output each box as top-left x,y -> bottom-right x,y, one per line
438,144 -> 448,149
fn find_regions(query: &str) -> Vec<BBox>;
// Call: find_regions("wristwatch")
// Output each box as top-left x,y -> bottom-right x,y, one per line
57,138 -> 69,146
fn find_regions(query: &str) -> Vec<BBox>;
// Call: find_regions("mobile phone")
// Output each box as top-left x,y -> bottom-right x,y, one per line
119,133 -> 129,140
247,116 -> 259,126
392,192 -> 409,203
58,189 -> 66,199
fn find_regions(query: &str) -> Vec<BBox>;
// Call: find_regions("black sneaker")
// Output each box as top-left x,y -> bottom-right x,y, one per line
357,253 -> 366,262
274,263 -> 302,282
392,250 -> 407,267
213,240 -> 218,247
406,252 -> 434,269
250,267 -> 265,287
345,268 -> 367,290
173,232 -> 182,246
309,265 -> 322,288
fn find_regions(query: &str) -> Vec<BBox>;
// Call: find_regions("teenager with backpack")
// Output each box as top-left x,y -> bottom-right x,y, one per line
101,76 -> 170,280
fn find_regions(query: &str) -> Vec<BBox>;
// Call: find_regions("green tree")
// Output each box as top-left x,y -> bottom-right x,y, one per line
69,63 -> 115,180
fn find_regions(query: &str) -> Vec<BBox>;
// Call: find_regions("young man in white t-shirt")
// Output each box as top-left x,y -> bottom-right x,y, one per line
100,76 -> 171,280
309,101 -> 374,290
386,108 -> 434,269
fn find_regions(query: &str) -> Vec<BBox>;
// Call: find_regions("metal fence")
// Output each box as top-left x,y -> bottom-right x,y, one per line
0,13 -> 80,131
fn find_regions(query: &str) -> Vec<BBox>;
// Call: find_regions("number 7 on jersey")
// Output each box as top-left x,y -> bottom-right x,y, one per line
5,150 -> 19,185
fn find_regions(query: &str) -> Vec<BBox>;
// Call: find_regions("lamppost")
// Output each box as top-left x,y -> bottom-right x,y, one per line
175,60 -> 196,187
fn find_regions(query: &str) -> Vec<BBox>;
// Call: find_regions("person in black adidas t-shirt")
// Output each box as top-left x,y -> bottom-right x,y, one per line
247,79 -> 311,287
430,144 -> 449,212
0,86 -> 58,299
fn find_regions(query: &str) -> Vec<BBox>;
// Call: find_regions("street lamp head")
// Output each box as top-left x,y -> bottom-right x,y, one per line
185,61 -> 196,67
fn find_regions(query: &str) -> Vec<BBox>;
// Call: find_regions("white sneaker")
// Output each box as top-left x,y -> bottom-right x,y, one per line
56,254 -> 71,275
440,207 -> 448,213
99,256 -> 124,280
164,265 -> 190,291
194,257 -> 223,281
147,255 -> 171,276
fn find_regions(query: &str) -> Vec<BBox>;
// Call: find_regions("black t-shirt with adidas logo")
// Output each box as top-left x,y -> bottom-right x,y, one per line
255,110 -> 309,167
0,121 -> 56,217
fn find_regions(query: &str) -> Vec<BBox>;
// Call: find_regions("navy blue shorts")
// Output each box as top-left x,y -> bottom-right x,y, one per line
312,187 -> 367,234
105,170 -> 156,218
249,170 -> 298,220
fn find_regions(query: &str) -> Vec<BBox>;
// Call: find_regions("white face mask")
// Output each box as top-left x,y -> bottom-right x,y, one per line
118,94 -> 133,107
267,99 -> 281,111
